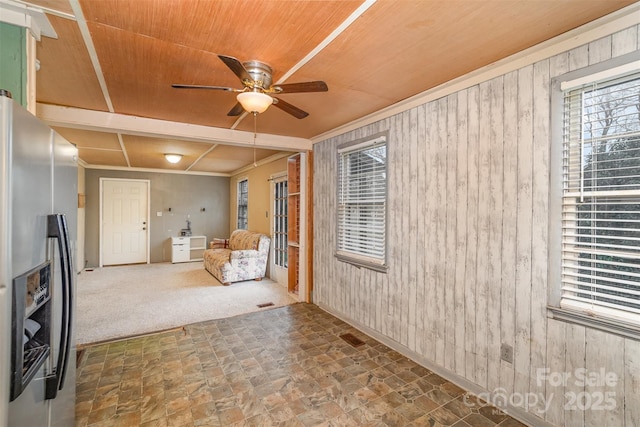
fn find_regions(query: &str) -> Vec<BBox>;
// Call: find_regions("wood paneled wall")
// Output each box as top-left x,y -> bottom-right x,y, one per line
313,25 -> 640,426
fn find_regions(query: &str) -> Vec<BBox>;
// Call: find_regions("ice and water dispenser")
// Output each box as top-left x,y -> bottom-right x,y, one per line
10,261 -> 52,401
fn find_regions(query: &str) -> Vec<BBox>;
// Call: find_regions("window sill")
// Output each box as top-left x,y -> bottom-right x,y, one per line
548,306 -> 640,341
335,253 -> 387,273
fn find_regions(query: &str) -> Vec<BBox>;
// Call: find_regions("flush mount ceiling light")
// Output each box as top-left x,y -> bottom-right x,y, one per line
164,153 -> 182,164
237,91 -> 273,114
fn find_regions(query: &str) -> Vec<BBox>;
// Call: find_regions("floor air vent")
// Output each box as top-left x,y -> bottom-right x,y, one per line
339,333 -> 366,347
257,302 -> 275,308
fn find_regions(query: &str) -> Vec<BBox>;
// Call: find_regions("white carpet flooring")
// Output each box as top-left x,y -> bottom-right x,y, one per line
75,262 -> 297,345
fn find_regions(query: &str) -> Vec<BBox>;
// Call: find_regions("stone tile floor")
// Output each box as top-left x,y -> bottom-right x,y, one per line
76,303 -> 527,426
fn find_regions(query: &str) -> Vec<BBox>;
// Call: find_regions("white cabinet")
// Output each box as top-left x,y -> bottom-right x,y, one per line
171,237 -> 190,263
171,235 -> 206,263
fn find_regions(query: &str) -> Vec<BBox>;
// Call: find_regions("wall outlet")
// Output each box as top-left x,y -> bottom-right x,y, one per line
500,343 -> 514,364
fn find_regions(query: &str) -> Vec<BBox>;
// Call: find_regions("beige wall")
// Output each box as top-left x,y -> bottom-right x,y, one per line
229,156 -> 289,236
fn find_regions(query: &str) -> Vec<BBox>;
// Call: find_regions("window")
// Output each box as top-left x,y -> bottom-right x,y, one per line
336,133 -> 387,271
274,178 -> 288,268
237,178 -> 248,230
558,63 -> 640,331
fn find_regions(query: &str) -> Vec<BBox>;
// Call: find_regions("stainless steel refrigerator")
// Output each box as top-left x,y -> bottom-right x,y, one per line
0,93 -> 77,426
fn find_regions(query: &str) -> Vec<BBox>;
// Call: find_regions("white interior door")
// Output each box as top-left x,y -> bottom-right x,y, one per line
270,175 -> 288,286
101,179 -> 149,266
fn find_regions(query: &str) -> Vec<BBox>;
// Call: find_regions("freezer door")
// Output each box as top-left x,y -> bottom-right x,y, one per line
10,98 -> 52,276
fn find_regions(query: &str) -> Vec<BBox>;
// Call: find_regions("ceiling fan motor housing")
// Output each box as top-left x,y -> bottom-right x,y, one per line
243,61 -> 273,91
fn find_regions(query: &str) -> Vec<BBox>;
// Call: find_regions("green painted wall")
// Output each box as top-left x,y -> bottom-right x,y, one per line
0,23 -> 27,106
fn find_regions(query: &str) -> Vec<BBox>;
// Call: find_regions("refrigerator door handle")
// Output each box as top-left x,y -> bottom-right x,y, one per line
45,214 -> 73,400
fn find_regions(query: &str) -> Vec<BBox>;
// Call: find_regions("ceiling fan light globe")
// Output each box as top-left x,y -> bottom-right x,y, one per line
164,153 -> 182,164
237,92 -> 273,114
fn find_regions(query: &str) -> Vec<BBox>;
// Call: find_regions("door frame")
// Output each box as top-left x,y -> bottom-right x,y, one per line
99,178 -> 151,267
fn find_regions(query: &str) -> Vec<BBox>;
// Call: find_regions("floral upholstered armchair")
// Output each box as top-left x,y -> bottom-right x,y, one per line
203,229 -> 270,286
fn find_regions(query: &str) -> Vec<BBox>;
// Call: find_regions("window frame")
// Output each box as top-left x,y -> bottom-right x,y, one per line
237,177 -> 248,230
548,51 -> 640,340
335,132 -> 388,273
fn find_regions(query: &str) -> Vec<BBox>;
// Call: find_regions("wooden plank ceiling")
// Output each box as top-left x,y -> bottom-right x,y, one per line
26,0 -> 636,175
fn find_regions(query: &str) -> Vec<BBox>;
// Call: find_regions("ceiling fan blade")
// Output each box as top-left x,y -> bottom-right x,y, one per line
172,84 -> 238,91
218,55 -> 253,83
273,97 -> 309,119
227,102 -> 245,117
273,81 -> 328,94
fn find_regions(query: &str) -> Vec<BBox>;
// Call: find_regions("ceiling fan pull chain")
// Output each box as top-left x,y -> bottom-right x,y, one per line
253,112 -> 258,167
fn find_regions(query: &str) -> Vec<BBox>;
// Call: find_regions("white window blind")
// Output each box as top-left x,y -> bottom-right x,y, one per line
561,71 -> 640,325
237,179 -> 248,230
337,135 -> 387,269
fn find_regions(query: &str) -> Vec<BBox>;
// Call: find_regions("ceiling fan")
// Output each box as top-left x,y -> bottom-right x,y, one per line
172,55 -> 328,119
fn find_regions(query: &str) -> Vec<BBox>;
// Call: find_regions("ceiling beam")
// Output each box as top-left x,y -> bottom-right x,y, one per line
116,133 -> 131,167
84,163 -> 230,177
36,103 -> 312,151
231,0 -> 376,131
186,144 -> 218,172
68,0 -> 114,112
275,0 -> 376,85
229,152 -> 292,177
0,0 -> 57,40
